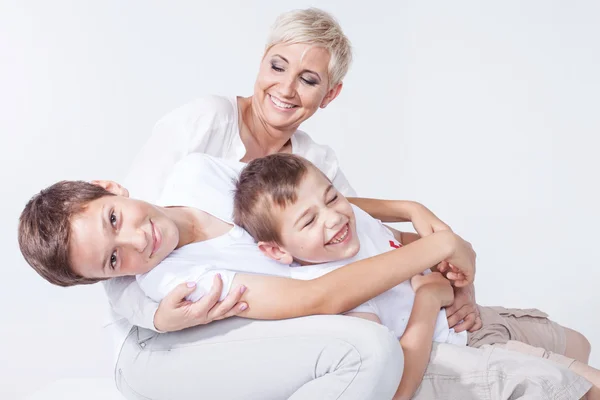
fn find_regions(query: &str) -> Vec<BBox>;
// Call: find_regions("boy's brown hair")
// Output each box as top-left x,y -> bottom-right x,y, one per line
18,180 -> 114,287
234,154 -> 313,244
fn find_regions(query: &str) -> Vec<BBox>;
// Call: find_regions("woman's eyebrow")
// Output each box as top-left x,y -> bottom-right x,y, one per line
272,54 -> 322,80
273,54 -> 289,63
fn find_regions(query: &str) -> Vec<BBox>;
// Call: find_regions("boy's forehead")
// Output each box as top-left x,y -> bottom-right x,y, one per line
289,168 -> 331,207
68,202 -> 106,277
305,165 -> 330,184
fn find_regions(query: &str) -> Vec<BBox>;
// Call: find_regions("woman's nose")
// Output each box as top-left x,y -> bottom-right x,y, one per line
277,75 -> 296,98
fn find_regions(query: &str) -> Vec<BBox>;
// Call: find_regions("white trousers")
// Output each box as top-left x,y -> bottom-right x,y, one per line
115,315 -> 591,400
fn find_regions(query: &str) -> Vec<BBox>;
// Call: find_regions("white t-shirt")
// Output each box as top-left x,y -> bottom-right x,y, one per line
290,206 -> 468,346
103,95 -> 356,361
137,154 -> 292,303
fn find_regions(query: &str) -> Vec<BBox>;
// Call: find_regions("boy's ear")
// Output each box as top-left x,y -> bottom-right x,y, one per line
258,241 -> 294,265
91,180 -> 129,197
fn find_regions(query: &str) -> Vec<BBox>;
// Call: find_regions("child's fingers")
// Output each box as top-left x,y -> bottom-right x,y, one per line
437,261 -> 449,273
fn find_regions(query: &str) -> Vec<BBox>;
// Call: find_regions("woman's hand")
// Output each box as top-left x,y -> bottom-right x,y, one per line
446,284 -> 482,333
408,202 -> 452,237
154,274 -> 248,332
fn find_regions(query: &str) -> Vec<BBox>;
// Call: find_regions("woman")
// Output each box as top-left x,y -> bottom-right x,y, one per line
107,8 -> 590,400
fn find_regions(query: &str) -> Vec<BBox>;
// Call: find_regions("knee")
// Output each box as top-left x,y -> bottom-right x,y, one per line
566,328 -> 591,363
573,330 -> 591,357
350,320 -> 404,389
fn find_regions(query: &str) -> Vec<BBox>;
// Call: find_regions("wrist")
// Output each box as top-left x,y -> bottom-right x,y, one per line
415,287 -> 443,308
433,230 -> 456,259
153,311 -> 169,333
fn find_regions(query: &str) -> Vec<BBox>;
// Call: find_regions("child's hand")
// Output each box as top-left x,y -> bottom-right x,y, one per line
443,232 -> 476,287
411,272 -> 454,307
436,262 -> 467,284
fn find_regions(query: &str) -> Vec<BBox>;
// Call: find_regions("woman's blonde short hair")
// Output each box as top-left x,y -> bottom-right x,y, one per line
266,8 -> 353,88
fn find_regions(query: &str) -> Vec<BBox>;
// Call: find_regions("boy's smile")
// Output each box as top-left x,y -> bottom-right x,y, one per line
267,167 -> 360,265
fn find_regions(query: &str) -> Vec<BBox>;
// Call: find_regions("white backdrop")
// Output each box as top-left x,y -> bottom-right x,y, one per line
1,1 -> 599,398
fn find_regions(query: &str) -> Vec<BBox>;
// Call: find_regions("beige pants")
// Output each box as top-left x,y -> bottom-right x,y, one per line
468,306 -> 578,368
414,342 -> 591,399
469,306 -> 567,353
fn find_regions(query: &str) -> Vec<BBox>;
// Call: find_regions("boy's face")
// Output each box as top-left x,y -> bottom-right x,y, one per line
69,181 -> 179,279
265,167 -> 360,265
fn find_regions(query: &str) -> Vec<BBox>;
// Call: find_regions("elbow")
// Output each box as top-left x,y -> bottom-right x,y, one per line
304,282 -> 345,315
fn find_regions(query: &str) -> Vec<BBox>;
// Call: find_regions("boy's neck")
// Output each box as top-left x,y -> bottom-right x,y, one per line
163,206 -> 233,249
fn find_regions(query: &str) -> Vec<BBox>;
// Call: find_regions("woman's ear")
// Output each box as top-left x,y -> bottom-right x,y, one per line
91,180 -> 130,197
258,241 -> 294,265
320,82 -> 343,109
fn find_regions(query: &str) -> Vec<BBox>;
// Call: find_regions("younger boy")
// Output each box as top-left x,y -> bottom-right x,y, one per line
233,153 -> 599,400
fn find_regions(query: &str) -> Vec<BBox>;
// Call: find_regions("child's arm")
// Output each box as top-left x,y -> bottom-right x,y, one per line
385,224 -> 421,245
394,273 -> 455,400
347,198 -> 451,236
347,198 -> 430,223
231,230 -> 474,320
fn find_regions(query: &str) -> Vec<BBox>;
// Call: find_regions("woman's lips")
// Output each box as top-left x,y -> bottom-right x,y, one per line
268,94 -> 297,112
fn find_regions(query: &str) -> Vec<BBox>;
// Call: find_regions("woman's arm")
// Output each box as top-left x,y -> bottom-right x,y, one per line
231,230 -> 475,320
105,274 -> 247,332
103,277 -> 160,330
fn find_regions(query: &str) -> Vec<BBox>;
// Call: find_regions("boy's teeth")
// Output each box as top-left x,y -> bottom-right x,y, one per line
329,225 -> 348,244
270,95 -> 295,109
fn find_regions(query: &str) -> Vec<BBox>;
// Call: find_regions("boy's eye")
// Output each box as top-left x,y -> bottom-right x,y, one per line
110,251 -> 118,269
110,211 -> 117,227
327,195 -> 338,204
303,217 -> 315,228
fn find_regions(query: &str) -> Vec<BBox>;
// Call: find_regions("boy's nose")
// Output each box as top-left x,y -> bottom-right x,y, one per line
325,211 -> 343,230
119,228 -> 148,253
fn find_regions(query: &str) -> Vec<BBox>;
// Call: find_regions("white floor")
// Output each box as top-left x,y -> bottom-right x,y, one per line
25,379 -> 124,400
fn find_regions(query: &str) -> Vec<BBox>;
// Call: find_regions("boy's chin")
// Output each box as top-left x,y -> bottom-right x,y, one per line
329,242 -> 360,262
343,239 -> 360,257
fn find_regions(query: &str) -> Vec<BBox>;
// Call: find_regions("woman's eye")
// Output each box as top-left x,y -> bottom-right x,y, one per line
303,217 -> 315,228
271,64 -> 284,72
110,211 -> 117,227
110,251 -> 117,269
301,77 -> 317,86
327,195 -> 338,204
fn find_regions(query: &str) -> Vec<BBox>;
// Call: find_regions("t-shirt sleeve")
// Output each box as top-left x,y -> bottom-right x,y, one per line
137,263 -> 237,303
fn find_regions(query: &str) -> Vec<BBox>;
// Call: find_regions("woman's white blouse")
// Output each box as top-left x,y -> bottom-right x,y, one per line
103,95 -> 356,360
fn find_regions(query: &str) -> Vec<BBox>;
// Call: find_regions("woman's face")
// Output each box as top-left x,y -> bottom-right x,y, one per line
254,43 -> 342,131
